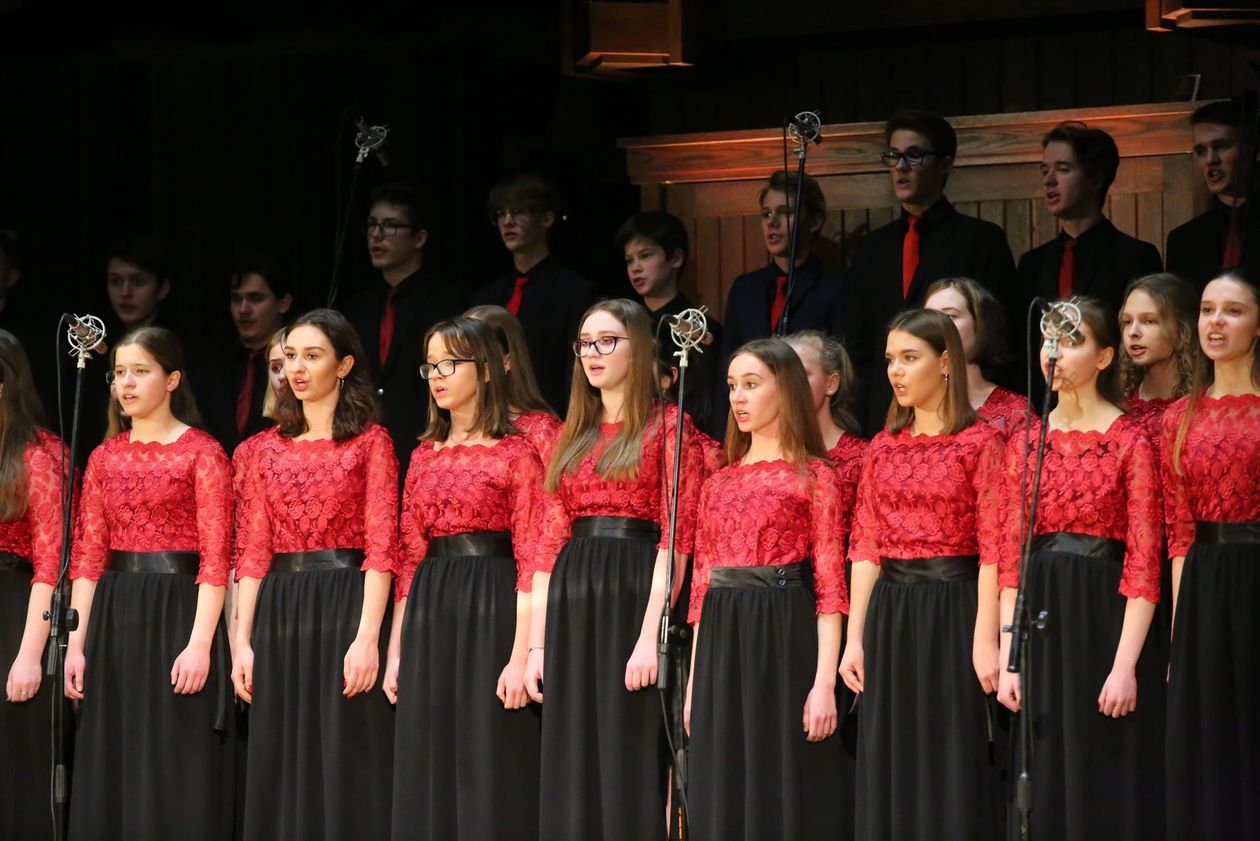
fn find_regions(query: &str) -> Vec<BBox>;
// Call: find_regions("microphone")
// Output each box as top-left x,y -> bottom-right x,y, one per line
353,117 -> 390,168
1037,298 -> 1083,348
65,313 -> 108,356
666,308 -> 714,351
787,110 -> 822,146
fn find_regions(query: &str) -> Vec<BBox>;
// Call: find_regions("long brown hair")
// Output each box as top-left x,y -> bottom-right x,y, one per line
1173,271 -> 1260,473
1064,296 -> 1125,408
0,331 -> 44,521
784,329 -> 861,435
885,309 -> 976,435
545,299 -> 657,491
1118,273 -> 1198,401
420,317 -> 518,442
724,338 -> 828,467
105,326 -> 203,439
273,309 -> 379,442
924,277 -> 1011,370
464,304 -> 554,416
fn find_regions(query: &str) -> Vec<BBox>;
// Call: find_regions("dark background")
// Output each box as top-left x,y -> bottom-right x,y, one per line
0,1 -> 1255,359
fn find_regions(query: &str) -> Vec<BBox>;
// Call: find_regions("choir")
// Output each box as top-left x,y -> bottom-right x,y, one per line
0,100 -> 1256,841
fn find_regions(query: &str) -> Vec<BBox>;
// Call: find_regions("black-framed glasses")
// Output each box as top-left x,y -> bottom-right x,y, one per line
363,219 -> 416,237
487,207 -> 536,225
419,358 -> 476,379
572,336 -> 629,357
879,149 -> 937,168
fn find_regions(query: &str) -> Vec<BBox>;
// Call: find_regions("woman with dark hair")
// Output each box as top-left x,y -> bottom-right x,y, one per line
231,308 -> 397,841
684,338 -> 848,841
1118,273 -> 1199,440
839,309 -> 1004,841
925,277 -> 1028,434
64,326 -> 234,841
465,304 -> 561,457
786,329 -> 866,490
0,331 -> 67,840
995,297 -> 1164,841
382,317 -> 559,841
523,299 -> 702,840
1161,271 -> 1260,838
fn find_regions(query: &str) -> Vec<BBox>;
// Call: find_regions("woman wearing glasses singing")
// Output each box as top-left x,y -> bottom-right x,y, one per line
523,298 -> 703,840
382,317 -> 561,841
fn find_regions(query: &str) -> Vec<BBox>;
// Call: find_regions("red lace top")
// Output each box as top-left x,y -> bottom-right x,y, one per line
0,430 -> 70,586
398,434 -> 559,599
1161,393 -> 1260,558
690,459 -> 848,622
696,430 -> 725,478
997,415 -> 1162,602
849,422 -> 1004,567
977,386 -> 1028,437
534,403 -> 703,568
234,425 -> 398,579
828,434 -> 868,519
513,410 -> 561,462
72,428 -> 233,586
1126,396 -> 1173,455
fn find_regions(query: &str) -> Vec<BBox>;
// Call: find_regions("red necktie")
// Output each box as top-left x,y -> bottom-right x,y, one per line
505,276 -> 529,316
1223,210 -> 1242,269
769,274 -> 788,333
901,215 -> 920,300
379,286 -> 399,366
1058,237 -> 1078,300
235,349 -> 260,437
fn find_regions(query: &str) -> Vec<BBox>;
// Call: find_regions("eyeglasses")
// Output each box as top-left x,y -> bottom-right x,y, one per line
363,219 -> 416,237
572,336 -> 629,357
419,358 -> 476,379
759,208 -> 798,223
879,149 -> 938,168
488,207 -> 536,225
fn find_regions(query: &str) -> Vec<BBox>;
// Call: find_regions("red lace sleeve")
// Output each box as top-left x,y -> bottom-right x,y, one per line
1160,402 -> 1194,558
686,479 -> 715,624
70,447 -> 109,582
396,445 -> 430,601
1120,427 -> 1162,602
234,435 -> 275,581
230,436 -> 259,573
530,486 -> 570,575
361,426 -> 399,576
659,406 -> 703,554
192,441 -> 234,587
25,437 -> 68,586
809,460 -> 849,616
507,444 -> 545,592
847,446 -> 880,565
997,431 -> 1027,591
975,427 -> 1004,569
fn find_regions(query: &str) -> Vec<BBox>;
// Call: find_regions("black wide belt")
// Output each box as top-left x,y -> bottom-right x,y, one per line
880,555 -> 979,584
1032,532 -> 1124,562
270,548 -> 366,573
427,531 -> 514,558
0,551 -> 33,572
1195,520 -> 1260,545
710,561 -> 811,590
571,516 -> 660,542
107,551 -> 199,575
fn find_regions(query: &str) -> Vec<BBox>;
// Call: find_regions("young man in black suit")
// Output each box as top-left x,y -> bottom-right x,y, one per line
713,170 -> 846,434
845,110 -> 1018,434
339,182 -> 465,476
471,173 -> 598,417
1166,97 -> 1258,290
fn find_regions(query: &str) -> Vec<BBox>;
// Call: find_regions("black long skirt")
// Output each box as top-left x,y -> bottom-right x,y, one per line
0,561 -> 55,841
393,548 -> 540,841
68,569 -> 234,841
688,577 -> 845,841
1166,539 -> 1260,839
244,565 -> 394,841
856,572 -> 1001,841
1017,542 -> 1165,841
539,523 -> 667,840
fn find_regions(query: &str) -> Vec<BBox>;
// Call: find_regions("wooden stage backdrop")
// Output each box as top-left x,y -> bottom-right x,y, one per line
620,102 -> 1208,318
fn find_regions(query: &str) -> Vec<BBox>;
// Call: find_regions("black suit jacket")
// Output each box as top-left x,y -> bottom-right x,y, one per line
472,256 -> 598,418
846,198 -> 1018,435
1166,196 -> 1260,291
648,293 -> 724,438
340,269 -> 466,476
712,256 -> 846,436
192,343 -> 272,456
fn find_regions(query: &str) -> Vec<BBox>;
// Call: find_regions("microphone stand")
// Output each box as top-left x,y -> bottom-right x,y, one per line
327,118 -> 389,308
776,111 -> 820,337
45,315 -> 103,841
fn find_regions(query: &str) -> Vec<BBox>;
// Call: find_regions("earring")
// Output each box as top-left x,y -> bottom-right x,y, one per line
944,372 -> 950,382
338,377 -> 345,389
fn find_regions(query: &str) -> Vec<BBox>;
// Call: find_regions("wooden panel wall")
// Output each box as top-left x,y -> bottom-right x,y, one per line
623,103 -> 1207,316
